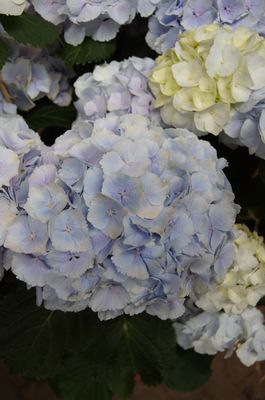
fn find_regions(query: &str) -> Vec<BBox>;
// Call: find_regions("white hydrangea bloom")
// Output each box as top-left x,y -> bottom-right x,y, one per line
196,224 -> 265,314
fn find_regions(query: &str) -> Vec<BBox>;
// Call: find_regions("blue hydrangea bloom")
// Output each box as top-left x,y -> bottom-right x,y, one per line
29,0 -> 159,46
0,113 -> 43,276
146,0 -> 265,54
0,112 -> 238,320
49,209 -> 91,252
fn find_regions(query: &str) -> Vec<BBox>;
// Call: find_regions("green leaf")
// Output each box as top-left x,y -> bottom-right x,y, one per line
0,286 -> 94,379
56,314 -> 177,400
0,39 -> 8,70
163,348 -> 213,392
100,314 -> 176,389
0,13 -> 60,48
59,38 -> 116,67
57,352 -> 113,400
0,284 -> 178,397
119,315 -> 175,386
108,362 -> 135,398
22,104 -> 77,131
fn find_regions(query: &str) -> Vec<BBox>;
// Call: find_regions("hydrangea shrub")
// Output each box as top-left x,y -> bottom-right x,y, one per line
1,1 -> 265,398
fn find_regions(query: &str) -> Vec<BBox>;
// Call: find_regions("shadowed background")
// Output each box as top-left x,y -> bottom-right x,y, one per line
1,355 -> 265,400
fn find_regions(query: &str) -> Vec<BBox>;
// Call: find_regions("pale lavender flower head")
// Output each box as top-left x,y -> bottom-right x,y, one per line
174,307 -> 265,367
29,0 -> 159,45
0,40 -> 73,111
74,57 -> 161,124
0,114 -> 43,280
0,113 -> 237,321
32,113 -> 237,320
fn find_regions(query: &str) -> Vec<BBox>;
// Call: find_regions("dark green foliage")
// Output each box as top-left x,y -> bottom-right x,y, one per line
59,38 -> 117,67
0,13 -> 60,48
163,348 -> 213,392
0,286 -> 91,379
0,285 -> 213,397
0,285 -> 211,396
56,315 -> 177,399
56,352 -> 113,400
23,104 -> 77,131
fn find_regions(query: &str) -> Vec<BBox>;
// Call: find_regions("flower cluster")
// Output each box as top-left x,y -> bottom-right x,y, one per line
0,0 -> 27,16
74,57 -> 160,123
174,223 -> 265,367
221,98 -> 265,158
0,114 -> 42,282
149,25 -> 265,140
1,113 -> 237,320
175,307 -> 265,367
196,224 -> 265,314
29,0 -> 159,46
146,0 -> 265,54
0,43 -> 73,112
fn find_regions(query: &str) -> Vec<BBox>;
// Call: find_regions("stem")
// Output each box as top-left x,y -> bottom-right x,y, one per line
0,80 -> 12,103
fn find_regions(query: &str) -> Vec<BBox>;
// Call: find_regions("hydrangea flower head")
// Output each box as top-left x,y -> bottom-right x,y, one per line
30,0 -> 159,45
196,224 -> 265,314
174,307 -> 265,366
0,114 -> 42,281
0,39 -> 73,112
149,24 -> 265,140
220,97 -> 265,158
146,0 -> 265,54
74,57 -> 160,124
174,225 -> 265,367
1,113 -> 238,320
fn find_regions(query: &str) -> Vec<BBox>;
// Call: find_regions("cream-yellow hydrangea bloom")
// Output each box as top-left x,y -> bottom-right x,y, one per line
149,24 -> 265,135
196,224 -> 265,314
0,0 -> 26,16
